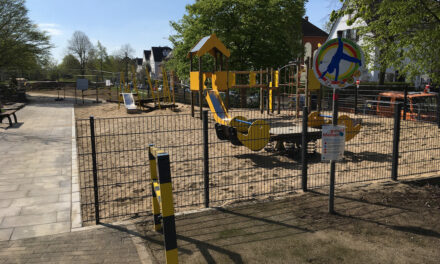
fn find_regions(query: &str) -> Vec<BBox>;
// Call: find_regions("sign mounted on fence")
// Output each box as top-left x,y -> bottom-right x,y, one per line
322,125 -> 345,161
105,80 -> 111,87
313,37 -> 364,89
76,79 -> 88,91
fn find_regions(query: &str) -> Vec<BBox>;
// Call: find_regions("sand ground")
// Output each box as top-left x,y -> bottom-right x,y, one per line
71,99 -> 440,225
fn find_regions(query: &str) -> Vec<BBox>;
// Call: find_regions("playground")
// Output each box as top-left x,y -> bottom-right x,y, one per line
73,99 -> 440,226
70,34 -> 440,228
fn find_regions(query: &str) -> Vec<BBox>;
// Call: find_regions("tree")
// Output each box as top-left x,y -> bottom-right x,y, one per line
67,31 -> 94,75
95,41 -> 108,81
58,54 -> 81,79
334,0 -> 440,84
168,0 -> 306,80
0,0 -> 51,70
115,44 -> 135,80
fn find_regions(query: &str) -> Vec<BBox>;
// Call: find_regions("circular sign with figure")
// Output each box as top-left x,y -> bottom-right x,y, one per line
313,37 -> 364,89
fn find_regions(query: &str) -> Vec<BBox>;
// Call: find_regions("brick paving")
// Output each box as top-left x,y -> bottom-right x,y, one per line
0,95 -> 150,263
0,224 -> 142,264
0,98 -> 73,240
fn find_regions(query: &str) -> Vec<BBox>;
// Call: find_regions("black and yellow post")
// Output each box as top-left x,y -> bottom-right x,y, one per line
148,145 -> 178,264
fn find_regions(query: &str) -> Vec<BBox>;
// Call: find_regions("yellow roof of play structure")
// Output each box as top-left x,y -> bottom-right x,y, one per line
188,34 -> 231,58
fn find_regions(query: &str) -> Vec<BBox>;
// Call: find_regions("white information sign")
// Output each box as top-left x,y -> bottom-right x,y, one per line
322,125 -> 345,161
105,80 -> 111,87
76,79 -> 88,91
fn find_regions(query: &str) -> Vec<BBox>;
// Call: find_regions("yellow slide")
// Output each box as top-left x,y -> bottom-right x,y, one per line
205,89 -> 270,151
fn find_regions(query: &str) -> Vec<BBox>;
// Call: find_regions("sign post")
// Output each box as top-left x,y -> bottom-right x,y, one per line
355,80 -> 360,114
313,30 -> 364,214
76,79 -> 89,104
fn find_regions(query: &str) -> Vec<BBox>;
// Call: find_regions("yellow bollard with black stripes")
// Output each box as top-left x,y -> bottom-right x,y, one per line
148,145 -> 178,264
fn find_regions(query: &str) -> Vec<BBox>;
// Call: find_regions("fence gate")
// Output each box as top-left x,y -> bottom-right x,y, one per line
76,117 -> 152,225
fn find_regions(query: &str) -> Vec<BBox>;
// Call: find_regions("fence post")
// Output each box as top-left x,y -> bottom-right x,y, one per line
391,103 -> 402,181
301,107 -> 308,192
403,86 -> 408,120
437,92 -> 440,129
89,116 -> 100,224
329,88 -> 339,214
202,110 -> 210,207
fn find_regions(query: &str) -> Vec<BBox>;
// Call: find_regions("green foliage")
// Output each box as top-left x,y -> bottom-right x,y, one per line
94,41 -> 108,80
58,54 -> 81,79
0,0 -> 51,70
168,0 -> 306,80
337,0 -> 440,83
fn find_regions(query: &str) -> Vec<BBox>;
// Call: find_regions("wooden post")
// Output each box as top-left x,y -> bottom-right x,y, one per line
199,57 -> 203,120
269,68 -> 273,114
277,68 -> 281,114
305,57 -> 309,112
266,68 -> 269,114
190,54 -> 194,117
226,58 -> 229,110
260,68 -> 263,114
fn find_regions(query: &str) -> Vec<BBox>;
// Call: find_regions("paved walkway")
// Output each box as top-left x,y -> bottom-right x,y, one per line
0,223 -> 145,264
0,97 -> 74,240
0,95 -> 152,263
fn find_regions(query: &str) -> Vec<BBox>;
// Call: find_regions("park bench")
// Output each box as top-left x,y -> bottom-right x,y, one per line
0,103 -> 24,127
2,103 -> 25,111
0,110 -> 18,127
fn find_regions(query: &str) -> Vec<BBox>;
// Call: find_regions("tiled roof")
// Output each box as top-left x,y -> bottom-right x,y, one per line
302,18 -> 328,37
143,50 -> 151,60
151,46 -> 172,62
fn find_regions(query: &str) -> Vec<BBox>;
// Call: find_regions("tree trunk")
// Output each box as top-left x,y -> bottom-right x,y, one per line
378,69 -> 386,85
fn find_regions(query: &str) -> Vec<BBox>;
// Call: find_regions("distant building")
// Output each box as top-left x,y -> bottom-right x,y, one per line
328,8 -> 419,86
302,16 -> 328,62
142,50 -> 151,72
150,46 -> 172,78
135,58 -> 143,73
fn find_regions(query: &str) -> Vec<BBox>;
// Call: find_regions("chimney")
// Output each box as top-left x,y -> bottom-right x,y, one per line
305,16 -> 309,21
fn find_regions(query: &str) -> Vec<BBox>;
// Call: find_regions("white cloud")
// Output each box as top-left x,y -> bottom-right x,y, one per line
38,23 -> 63,36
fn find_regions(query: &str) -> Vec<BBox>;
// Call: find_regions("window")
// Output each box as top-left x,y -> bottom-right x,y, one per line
345,29 -> 351,39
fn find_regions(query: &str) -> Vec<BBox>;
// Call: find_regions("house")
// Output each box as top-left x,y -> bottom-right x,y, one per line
302,16 -> 328,62
135,58 -> 143,74
150,46 -> 172,78
328,8 -> 422,86
142,50 -> 151,71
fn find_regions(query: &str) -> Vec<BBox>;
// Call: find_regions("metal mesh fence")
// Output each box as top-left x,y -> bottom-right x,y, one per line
76,87 -> 440,225
399,110 -> 440,178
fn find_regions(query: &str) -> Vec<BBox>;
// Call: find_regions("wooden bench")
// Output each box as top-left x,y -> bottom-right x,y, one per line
3,103 -> 25,111
0,110 -> 18,127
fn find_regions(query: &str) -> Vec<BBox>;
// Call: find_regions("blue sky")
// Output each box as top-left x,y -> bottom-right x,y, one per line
26,0 -> 341,63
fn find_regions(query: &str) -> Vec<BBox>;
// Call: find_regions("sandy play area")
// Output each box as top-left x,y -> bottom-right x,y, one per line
73,100 -> 440,225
